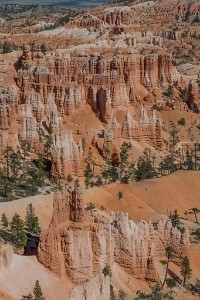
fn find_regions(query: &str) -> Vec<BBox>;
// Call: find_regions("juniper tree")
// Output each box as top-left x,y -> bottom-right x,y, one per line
21,294 -> 33,300
67,173 -> 73,183
189,208 -> 200,224
118,191 -> 123,200
102,265 -> 112,277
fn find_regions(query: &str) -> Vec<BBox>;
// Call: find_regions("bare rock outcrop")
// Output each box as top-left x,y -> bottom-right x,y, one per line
16,49 -> 179,124
0,240 -> 12,269
69,272 -> 110,300
51,131 -> 83,178
38,188 -> 190,286
103,107 -> 163,156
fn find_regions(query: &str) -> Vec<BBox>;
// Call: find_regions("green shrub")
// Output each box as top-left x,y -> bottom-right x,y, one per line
166,278 -> 176,288
178,118 -> 186,126
102,265 -> 112,277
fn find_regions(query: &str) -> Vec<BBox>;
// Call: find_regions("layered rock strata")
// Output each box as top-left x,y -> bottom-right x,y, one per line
17,46 -> 180,125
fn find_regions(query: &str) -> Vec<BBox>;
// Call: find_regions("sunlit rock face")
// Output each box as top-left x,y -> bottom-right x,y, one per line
38,188 -> 190,286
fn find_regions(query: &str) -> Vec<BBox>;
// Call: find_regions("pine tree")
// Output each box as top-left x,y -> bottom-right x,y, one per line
10,150 -> 22,182
84,163 -> 93,188
102,165 -> 119,183
169,122 -> 180,157
85,202 -> 95,216
33,280 -> 45,300
1,146 -> 14,197
1,213 -> 8,228
135,148 -> 156,181
159,155 -> 176,175
19,139 -> 31,178
162,245 -> 174,287
193,142 -> 200,171
20,140 -> 31,161
9,214 -> 27,248
25,204 -> 41,235
119,142 -> 132,177
85,147 -> 95,173
165,85 -> 174,98
180,256 -> 192,287
184,146 -> 194,170
169,210 -> 180,228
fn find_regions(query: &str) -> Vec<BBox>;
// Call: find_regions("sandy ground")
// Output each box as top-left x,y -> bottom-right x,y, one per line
0,194 -> 54,230
0,171 -> 199,230
0,171 -> 199,299
112,263 -> 150,295
85,171 -> 200,223
0,255 -> 73,300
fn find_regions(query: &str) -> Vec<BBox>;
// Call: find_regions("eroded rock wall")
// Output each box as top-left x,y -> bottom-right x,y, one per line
38,188 -> 190,285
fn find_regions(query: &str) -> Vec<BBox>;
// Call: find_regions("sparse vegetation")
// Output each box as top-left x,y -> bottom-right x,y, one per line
134,285 -> 175,300
162,245 -> 174,288
180,256 -> 192,287
21,280 -> 46,300
178,118 -> 186,126
0,203 -> 40,248
25,203 -> 41,235
85,202 -> 95,216
102,265 -> 112,277
118,191 -> 123,200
